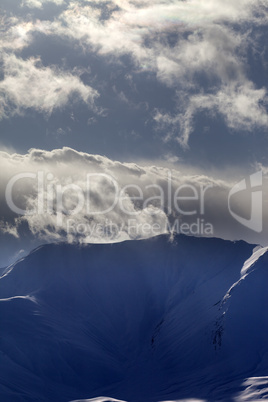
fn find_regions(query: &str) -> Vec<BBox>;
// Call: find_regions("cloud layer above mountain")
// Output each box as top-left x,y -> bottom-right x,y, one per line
1,147 -> 267,248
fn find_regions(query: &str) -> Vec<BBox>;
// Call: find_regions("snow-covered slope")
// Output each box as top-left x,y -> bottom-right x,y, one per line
0,235 -> 267,402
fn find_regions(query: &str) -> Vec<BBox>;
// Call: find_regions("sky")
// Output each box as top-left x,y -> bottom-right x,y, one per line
0,0 -> 268,267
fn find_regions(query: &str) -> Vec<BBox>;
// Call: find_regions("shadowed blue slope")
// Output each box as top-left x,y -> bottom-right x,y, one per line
0,235 -> 267,401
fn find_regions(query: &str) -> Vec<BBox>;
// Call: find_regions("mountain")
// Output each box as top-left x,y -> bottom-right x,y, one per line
0,235 -> 268,402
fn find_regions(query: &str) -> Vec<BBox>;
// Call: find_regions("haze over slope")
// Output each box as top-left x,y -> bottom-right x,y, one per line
0,235 -> 268,401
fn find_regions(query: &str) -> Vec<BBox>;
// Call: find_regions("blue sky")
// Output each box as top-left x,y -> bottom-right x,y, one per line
0,0 -> 268,266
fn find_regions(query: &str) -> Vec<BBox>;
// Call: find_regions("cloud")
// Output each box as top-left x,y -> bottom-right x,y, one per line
28,0 -> 260,77
153,21 -> 268,145
0,147 -> 267,247
154,81 -> 268,147
21,0 -> 65,8
195,83 -> 268,130
0,221 -> 19,239
27,0 -> 267,143
1,0 -> 268,143
0,54 -> 99,119
0,17 -> 34,51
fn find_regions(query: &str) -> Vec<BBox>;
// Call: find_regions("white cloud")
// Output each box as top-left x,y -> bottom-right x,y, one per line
0,222 -> 19,239
29,0 -> 267,143
1,0 -> 268,142
0,54 -> 99,119
0,17 -> 34,52
38,0 -> 261,69
153,19 -> 268,143
154,81 -> 268,147
0,147 -> 267,246
196,83 -> 268,130
21,0 -> 65,8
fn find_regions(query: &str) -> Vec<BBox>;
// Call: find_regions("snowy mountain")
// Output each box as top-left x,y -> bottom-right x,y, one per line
0,235 -> 268,402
